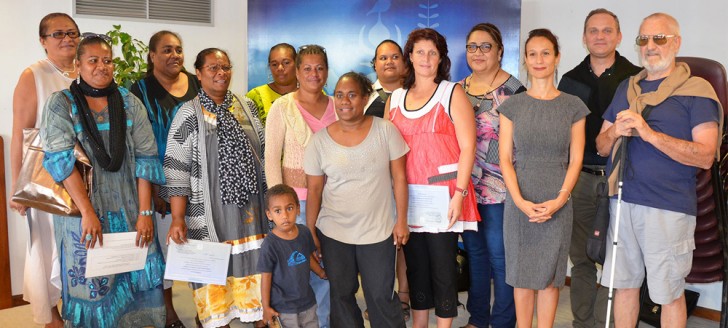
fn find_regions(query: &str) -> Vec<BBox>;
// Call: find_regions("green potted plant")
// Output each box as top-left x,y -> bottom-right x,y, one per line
106,25 -> 148,89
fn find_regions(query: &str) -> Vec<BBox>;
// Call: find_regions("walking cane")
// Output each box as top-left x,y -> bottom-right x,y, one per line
605,136 -> 629,328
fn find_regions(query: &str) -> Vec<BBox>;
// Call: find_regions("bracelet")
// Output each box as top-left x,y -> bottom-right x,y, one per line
558,189 -> 571,200
140,210 -> 154,216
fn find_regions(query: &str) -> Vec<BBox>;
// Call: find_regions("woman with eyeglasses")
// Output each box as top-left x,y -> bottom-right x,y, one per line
41,34 -> 166,328
247,43 -> 298,126
165,48 -> 268,328
11,13 -> 80,328
130,30 -> 199,328
385,28 -> 479,328
457,23 -> 525,328
265,44 -> 333,328
305,72 -> 409,327
498,29 -> 587,328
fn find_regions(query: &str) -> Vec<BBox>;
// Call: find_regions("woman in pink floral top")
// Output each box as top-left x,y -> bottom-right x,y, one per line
457,23 -> 525,328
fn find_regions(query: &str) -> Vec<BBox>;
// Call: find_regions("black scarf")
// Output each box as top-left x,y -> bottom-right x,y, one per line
198,89 -> 259,207
69,77 -> 126,172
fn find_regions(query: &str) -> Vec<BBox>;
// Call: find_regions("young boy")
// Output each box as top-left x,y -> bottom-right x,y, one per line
258,184 -> 327,328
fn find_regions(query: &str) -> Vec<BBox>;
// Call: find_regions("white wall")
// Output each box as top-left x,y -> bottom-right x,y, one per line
1,0 -> 727,312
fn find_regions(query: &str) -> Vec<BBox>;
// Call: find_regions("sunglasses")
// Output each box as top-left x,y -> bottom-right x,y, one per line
465,43 -> 493,54
43,30 -> 80,39
81,32 -> 112,43
635,34 -> 677,47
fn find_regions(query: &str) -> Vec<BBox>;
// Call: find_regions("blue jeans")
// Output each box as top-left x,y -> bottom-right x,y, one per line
460,203 -> 515,328
297,200 -> 330,328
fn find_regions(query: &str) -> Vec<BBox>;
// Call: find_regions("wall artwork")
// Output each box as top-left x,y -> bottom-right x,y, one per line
248,0 -> 522,93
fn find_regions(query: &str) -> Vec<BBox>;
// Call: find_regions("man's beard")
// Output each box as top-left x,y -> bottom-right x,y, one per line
642,51 -> 675,74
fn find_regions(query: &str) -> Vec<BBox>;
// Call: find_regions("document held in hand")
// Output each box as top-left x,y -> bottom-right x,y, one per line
164,239 -> 232,285
407,184 -> 450,230
85,232 -> 148,278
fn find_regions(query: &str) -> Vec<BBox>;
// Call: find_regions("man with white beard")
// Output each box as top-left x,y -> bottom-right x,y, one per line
595,12 -> 722,328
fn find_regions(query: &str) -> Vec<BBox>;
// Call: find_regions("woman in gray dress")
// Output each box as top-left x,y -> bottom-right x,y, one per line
497,29 -> 588,328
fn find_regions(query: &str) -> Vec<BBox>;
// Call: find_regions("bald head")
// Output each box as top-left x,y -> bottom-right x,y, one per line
640,13 -> 680,36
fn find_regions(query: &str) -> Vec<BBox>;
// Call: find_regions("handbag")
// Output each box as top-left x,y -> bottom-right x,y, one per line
586,181 -> 610,264
12,127 -> 93,217
638,280 -> 700,327
456,246 -> 470,292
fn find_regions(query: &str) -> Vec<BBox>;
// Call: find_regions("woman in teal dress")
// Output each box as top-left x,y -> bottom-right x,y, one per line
41,35 -> 166,327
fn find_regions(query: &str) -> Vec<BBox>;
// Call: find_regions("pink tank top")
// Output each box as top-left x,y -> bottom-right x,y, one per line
389,81 -> 479,232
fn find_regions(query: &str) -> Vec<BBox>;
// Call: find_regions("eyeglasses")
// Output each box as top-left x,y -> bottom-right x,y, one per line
43,30 -> 80,39
204,64 -> 233,73
466,43 -> 493,54
635,34 -> 677,46
81,32 -> 112,43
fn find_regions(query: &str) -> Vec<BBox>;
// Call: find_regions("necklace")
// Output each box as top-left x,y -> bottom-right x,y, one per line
45,58 -> 75,78
464,69 -> 500,110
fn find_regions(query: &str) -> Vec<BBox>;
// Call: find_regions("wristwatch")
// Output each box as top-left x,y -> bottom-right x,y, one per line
455,186 -> 468,197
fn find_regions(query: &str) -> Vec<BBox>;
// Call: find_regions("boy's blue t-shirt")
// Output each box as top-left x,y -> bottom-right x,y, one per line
603,78 -> 720,215
257,224 -> 317,313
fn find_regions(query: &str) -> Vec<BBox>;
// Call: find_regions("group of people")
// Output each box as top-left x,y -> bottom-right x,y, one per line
10,8 -> 721,328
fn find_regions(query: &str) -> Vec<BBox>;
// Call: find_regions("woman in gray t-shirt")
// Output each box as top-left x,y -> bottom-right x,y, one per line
304,72 -> 410,327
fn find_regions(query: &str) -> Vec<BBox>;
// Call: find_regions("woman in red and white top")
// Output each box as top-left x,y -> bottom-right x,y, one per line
385,28 -> 479,328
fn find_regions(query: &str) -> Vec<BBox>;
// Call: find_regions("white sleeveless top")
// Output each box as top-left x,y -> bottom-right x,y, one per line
28,59 -> 74,126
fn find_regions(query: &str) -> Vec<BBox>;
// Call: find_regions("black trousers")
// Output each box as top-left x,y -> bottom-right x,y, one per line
318,229 -> 405,328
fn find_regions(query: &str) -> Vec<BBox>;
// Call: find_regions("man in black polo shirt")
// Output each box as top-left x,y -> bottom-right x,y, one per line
558,8 -> 641,328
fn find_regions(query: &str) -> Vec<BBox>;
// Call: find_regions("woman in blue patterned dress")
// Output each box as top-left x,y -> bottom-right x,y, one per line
41,35 -> 166,327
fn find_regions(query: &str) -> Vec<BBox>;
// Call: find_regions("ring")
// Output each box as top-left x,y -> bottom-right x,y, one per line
85,234 -> 92,241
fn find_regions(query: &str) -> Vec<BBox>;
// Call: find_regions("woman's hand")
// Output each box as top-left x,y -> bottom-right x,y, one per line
166,218 -> 188,245
311,234 -> 323,264
9,200 -> 28,216
447,194 -> 464,229
515,199 -> 550,222
529,197 -> 568,223
81,210 -> 103,249
317,268 -> 328,280
393,220 -> 409,249
262,306 -> 280,327
135,215 -> 154,248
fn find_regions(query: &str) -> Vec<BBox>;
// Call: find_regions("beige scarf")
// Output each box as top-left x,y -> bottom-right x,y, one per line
608,62 -> 723,195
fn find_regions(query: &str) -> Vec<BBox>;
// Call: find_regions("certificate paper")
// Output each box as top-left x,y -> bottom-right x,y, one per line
164,239 -> 231,285
407,184 -> 450,229
85,232 -> 148,278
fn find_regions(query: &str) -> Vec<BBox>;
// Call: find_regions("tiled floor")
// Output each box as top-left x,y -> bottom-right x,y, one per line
0,281 -> 718,327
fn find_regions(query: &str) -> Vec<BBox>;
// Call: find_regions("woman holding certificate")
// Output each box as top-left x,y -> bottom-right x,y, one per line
498,29 -> 587,327
41,34 -> 166,328
385,28 -> 479,328
305,72 -> 409,327
164,48 -> 268,328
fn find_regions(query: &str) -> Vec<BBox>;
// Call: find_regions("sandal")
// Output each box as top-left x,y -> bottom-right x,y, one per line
398,291 -> 411,321
400,301 -> 411,321
165,320 -> 186,328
